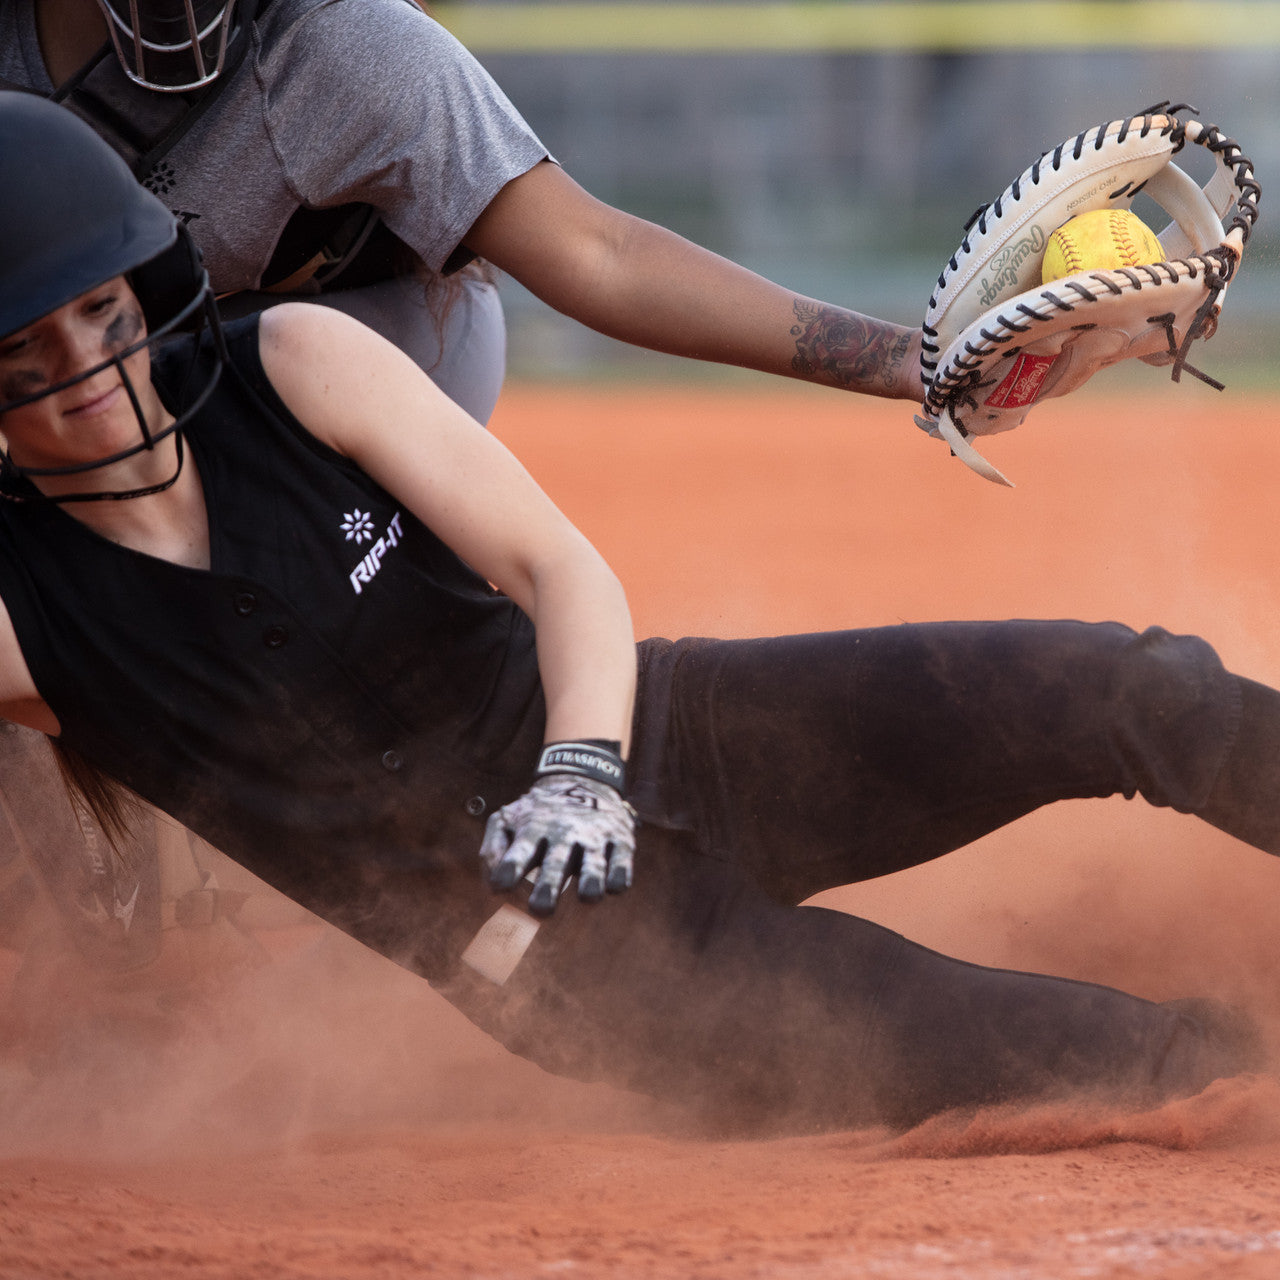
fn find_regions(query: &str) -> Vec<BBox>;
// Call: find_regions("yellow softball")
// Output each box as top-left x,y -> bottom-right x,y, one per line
1041,208 -> 1164,283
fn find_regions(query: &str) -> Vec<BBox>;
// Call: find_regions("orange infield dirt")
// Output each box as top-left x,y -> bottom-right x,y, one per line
5,380 -> 1280,1278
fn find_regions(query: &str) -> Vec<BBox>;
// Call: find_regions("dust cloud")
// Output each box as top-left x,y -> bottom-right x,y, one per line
6,385 -> 1280,1174
0,897 -> 664,1161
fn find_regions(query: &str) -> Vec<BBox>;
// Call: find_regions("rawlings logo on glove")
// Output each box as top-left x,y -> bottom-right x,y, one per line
917,102 -> 1261,486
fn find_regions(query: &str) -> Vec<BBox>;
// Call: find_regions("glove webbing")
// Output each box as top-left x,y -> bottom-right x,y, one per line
923,252 -> 1233,426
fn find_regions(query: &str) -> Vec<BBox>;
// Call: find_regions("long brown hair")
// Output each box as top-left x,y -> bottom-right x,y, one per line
421,257 -> 498,373
51,739 -> 142,870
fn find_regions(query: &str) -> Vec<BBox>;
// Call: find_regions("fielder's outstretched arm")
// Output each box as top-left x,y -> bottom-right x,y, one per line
464,161 -> 921,401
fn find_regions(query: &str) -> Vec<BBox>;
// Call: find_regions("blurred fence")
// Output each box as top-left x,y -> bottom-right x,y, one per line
434,3 -> 1280,381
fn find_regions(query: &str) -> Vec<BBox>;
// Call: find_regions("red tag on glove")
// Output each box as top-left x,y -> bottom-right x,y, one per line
985,352 -> 1057,408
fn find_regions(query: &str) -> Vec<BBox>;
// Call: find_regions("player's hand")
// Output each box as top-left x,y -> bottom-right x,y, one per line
479,774 -> 636,916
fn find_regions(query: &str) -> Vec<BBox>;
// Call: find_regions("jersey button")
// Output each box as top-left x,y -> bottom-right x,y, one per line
381,749 -> 404,772
262,625 -> 289,648
464,795 -> 486,817
233,592 -> 257,616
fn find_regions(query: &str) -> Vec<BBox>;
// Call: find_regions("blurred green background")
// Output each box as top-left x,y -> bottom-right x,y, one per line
433,1 -> 1280,385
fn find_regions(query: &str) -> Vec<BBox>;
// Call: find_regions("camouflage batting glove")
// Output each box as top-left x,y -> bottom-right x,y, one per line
479,741 -> 635,916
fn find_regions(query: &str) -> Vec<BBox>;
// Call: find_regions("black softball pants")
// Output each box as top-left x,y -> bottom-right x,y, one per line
435,620 -> 1275,1132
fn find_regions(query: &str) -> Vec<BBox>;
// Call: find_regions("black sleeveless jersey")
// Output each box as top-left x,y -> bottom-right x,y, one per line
0,317 -> 547,926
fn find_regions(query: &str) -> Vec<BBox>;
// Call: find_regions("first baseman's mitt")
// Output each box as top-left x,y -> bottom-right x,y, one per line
917,103 -> 1260,485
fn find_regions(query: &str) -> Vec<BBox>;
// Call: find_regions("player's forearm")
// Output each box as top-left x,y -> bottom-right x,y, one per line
534,216 -> 921,400
467,165 -> 922,401
481,548 -> 637,913
527,545 -> 637,757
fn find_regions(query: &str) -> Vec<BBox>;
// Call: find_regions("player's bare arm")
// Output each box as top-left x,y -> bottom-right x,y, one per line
258,303 -> 637,751
464,161 -> 922,402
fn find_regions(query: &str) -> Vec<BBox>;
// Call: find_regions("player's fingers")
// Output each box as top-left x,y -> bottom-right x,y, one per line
528,839 -> 576,915
478,811 -> 512,872
605,838 -> 634,894
576,840 -> 607,902
491,831 -> 547,891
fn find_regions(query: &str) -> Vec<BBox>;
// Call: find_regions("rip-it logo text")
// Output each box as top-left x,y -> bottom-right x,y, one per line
346,510 -> 404,594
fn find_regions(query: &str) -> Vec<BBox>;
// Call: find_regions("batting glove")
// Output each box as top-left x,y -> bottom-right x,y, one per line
479,741 -> 635,916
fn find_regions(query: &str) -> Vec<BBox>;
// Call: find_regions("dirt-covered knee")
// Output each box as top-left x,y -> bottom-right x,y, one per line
1106,626 -> 1238,812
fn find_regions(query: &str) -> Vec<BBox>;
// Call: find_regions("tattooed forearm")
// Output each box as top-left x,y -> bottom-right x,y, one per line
790,299 -> 912,393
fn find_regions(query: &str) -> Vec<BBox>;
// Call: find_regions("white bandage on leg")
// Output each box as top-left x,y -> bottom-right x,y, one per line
460,903 -> 541,985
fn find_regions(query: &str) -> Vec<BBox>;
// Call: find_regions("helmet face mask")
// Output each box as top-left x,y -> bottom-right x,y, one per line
0,92 -> 226,502
95,0 -> 241,92
0,276 -> 214,481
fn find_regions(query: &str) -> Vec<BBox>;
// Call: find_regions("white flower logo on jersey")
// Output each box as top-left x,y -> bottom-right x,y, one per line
340,509 -> 376,544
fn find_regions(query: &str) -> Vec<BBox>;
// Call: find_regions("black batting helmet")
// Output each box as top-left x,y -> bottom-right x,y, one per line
0,92 -> 224,500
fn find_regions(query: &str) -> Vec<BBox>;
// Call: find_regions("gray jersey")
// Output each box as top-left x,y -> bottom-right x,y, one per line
0,0 -> 549,290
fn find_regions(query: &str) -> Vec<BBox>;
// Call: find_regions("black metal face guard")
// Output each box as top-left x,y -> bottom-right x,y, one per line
98,0 -> 237,93
0,289 -> 224,502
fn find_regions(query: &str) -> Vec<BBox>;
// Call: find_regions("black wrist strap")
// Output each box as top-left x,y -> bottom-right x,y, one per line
535,740 -> 625,792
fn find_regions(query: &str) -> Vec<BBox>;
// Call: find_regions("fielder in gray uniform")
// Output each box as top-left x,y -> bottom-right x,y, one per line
3,0 -> 926,417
